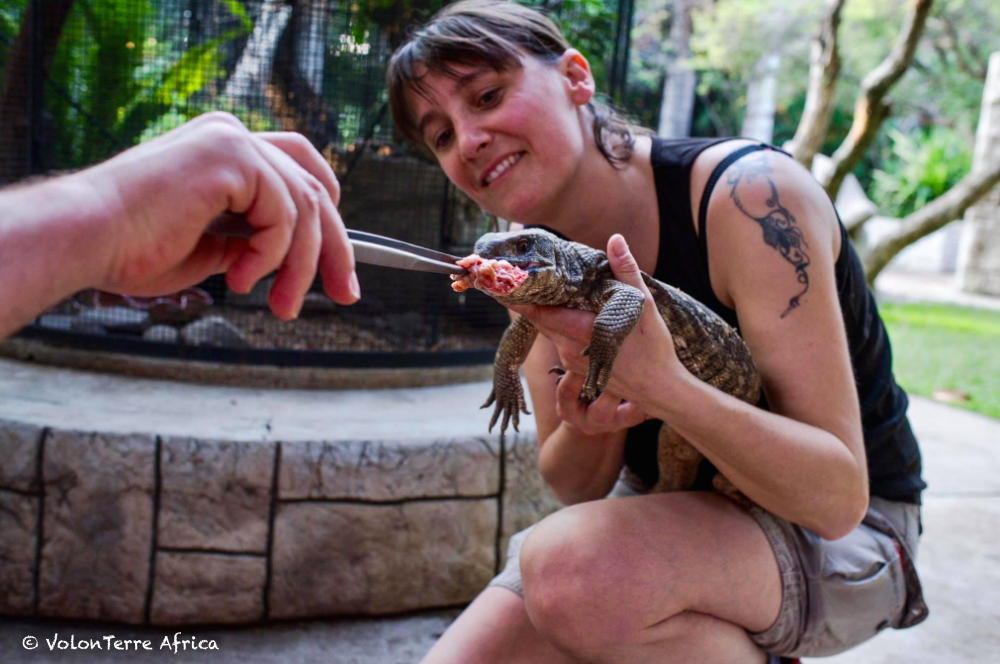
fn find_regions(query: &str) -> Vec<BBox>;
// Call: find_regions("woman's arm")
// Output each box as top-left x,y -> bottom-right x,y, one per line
510,157 -> 868,539
519,325 -> 630,505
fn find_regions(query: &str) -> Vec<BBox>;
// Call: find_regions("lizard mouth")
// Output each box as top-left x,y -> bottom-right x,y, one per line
450,255 -> 530,295
507,260 -> 547,270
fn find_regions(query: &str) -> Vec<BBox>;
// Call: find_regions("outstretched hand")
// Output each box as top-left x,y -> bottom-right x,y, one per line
508,234 -> 683,417
79,112 -> 359,320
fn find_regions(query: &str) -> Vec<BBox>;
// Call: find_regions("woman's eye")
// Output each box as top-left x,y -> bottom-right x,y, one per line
434,128 -> 453,150
479,88 -> 500,106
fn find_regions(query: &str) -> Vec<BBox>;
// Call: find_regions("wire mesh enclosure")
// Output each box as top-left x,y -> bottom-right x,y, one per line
0,0 -> 635,368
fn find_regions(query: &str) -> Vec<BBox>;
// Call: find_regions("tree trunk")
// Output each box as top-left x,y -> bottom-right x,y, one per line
741,51 -> 781,143
223,0 -> 292,104
0,0 -> 76,184
821,0 -> 934,200
272,1 -> 339,148
292,0 -> 330,95
957,51 -> 1000,294
786,0 -> 846,171
861,158 -> 1000,285
657,0 -> 696,138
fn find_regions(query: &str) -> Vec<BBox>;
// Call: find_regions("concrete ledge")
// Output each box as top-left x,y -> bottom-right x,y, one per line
0,338 -> 494,390
0,358 -> 560,625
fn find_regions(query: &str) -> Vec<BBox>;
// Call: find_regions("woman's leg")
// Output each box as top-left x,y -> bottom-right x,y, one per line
420,586 -> 583,664
422,490 -> 783,664
519,491 -> 783,664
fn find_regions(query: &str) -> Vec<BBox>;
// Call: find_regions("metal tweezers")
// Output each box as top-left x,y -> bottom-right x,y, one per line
207,211 -> 467,276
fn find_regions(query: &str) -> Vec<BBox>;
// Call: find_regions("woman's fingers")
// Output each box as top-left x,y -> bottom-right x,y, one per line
554,370 -> 646,434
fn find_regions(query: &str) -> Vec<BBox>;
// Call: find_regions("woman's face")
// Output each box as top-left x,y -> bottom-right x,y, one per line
406,50 -> 595,222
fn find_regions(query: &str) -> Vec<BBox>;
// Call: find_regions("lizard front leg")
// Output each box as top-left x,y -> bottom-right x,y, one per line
580,282 -> 645,402
483,314 -> 538,434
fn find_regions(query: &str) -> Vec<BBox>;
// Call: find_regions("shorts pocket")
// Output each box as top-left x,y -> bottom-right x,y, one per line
807,526 -> 907,657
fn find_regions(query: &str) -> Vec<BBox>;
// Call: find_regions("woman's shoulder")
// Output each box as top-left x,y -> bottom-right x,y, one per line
692,140 -> 843,310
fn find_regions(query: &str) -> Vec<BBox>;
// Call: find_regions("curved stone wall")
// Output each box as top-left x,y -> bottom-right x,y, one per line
0,358 -> 560,625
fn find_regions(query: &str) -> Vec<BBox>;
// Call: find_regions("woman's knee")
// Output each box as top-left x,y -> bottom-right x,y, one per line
518,504 -> 682,652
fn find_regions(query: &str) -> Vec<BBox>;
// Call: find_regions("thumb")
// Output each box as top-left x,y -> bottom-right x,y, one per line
608,234 -> 649,294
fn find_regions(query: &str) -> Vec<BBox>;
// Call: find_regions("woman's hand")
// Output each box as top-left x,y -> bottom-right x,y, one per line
509,234 -> 689,412
551,368 -> 648,435
78,112 -> 359,320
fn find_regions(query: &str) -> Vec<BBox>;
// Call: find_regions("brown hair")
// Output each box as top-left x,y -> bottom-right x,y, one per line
387,0 -> 649,167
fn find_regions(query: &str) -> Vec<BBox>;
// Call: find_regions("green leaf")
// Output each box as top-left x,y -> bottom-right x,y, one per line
218,0 -> 254,34
115,29 -> 244,144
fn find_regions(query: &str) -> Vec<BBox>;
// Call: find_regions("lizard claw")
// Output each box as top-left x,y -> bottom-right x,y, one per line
581,358 -> 613,403
482,381 -> 531,434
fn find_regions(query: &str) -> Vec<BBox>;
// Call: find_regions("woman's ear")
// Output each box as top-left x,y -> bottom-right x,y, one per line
559,48 -> 595,106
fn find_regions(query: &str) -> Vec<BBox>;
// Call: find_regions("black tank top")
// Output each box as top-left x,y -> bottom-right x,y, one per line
530,137 -> 926,504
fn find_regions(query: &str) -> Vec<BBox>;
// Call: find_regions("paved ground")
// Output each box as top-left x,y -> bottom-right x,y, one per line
1,268 -> 997,663
874,269 -> 1000,311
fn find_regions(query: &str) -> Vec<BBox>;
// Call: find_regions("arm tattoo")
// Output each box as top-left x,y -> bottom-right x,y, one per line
727,156 -> 810,318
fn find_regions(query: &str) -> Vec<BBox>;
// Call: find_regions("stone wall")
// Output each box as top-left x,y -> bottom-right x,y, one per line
0,418 -> 560,626
958,52 -> 1000,295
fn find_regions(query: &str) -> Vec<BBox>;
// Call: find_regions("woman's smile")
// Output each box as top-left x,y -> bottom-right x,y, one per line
483,151 -> 526,187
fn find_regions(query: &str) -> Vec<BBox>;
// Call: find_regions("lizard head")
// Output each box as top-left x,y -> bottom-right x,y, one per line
472,229 -> 561,304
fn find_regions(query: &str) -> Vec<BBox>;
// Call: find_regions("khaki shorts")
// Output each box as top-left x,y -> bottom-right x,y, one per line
488,469 -> 928,659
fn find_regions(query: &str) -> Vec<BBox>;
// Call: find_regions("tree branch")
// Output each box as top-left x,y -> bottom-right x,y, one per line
938,14 -> 989,80
861,158 -> 1000,284
821,0 -> 934,199
786,0 -> 847,171
0,0 -> 76,184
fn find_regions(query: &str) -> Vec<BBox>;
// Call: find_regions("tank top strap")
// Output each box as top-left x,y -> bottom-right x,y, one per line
695,142 -> 792,286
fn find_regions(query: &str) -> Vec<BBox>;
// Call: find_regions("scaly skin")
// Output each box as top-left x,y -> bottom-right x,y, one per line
472,228 -> 762,501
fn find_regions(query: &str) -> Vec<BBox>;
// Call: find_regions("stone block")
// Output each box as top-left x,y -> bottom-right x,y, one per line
159,438 -> 275,553
0,419 -> 42,492
270,499 -> 496,617
77,307 -> 151,334
150,552 -> 266,625
500,431 -> 562,565
0,491 -> 38,615
279,437 -> 500,501
38,429 -> 155,624
182,316 -> 249,348
143,325 -> 180,343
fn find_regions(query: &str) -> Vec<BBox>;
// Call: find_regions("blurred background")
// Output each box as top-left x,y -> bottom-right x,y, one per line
0,0 -> 997,411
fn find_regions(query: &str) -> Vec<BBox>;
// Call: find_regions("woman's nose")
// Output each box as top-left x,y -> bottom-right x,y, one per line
456,121 -> 491,159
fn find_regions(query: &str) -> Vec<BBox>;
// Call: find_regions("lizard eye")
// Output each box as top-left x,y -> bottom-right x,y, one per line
516,238 -> 531,255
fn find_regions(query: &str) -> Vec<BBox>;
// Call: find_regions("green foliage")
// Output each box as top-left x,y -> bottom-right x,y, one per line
690,0 -> 815,77
117,29 -> 242,147
0,1 -> 24,46
217,0 -> 254,33
880,302 -> 1000,420
871,126 -> 972,218
46,0 -> 251,167
546,0 -> 619,86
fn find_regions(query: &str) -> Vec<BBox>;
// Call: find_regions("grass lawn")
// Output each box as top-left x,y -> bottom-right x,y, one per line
879,302 -> 1000,420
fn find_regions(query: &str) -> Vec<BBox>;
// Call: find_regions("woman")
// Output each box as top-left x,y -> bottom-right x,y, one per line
387,2 -> 927,662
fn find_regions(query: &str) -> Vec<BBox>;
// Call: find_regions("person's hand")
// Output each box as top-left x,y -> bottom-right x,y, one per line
551,368 -> 648,435
77,112 -> 359,320
509,234 -> 686,410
